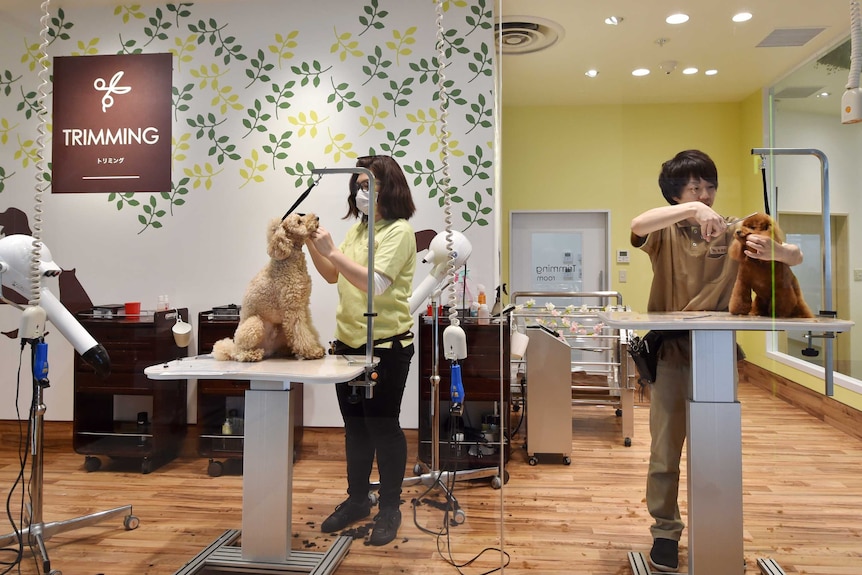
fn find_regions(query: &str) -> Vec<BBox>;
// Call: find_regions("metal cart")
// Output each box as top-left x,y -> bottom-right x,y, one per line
511,291 -> 636,464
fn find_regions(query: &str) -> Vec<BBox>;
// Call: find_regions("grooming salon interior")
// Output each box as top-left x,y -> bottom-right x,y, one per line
1,1 -> 861,574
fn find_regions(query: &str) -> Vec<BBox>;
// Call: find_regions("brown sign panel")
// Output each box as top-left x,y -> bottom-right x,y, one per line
52,53 -> 172,194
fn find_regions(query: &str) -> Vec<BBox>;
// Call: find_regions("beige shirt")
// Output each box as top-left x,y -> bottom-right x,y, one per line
631,218 -> 740,313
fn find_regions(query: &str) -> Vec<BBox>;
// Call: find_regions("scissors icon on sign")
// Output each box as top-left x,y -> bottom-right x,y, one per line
93,71 -> 131,113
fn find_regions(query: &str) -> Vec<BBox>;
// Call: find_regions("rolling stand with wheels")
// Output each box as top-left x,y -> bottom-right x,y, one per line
0,339 -> 139,575
415,312 -> 510,496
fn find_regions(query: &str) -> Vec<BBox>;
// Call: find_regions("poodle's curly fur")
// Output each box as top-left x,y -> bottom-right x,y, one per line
213,213 -> 326,362
728,212 -> 813,318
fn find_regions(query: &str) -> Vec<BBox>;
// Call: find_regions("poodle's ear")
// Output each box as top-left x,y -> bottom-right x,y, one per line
266,218 -> 294,260
728,237 -> 745,262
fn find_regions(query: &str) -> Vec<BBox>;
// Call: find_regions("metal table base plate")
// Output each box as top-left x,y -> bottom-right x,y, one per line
628,551 -> 787,575
174,530 -> 352,575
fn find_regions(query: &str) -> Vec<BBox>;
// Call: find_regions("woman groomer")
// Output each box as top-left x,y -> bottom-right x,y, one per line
306,155 -> 416,546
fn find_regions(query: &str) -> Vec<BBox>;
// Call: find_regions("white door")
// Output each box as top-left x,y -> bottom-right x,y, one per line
509,211 -> 610,306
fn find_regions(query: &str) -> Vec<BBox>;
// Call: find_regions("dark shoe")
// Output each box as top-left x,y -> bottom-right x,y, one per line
368,508 -> 401,546
649,538 -> 679,572
321,498 -> 371,533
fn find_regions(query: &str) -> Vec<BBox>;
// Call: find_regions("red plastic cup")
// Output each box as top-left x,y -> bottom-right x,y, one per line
124,302 -> 141,316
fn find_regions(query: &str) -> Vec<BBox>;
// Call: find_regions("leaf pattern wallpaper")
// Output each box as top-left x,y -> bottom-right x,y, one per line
0,0 -> 499,425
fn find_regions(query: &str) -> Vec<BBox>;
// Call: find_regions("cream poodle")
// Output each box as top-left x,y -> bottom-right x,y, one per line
213,213 -> 326,362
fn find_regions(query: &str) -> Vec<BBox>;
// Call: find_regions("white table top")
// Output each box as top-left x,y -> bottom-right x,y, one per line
144,354 -> 371,390
598,310 -> 854,332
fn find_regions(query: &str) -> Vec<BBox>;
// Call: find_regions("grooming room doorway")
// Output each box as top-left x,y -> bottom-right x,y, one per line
509,211 -> 610,306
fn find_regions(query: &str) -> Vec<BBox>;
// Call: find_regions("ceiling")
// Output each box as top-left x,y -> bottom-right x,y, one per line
499,0 -> 853,111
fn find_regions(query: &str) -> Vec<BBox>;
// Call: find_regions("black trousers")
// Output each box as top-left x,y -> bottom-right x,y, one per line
335,339 -> 413,511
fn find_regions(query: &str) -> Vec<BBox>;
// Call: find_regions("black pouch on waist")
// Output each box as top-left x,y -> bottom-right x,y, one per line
627,330 -> 665,384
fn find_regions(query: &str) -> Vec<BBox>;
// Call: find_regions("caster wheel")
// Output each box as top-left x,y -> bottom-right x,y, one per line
83,456 -> 101,472
615,408 -> 623,417
141,459 -> 153,474
48,570 -> 61,575
528,456 -> 538,466
624,437 -> 632,447
491,469 -> 510,488
563,456 -> 571,465
124,515 -> 140,530
367,492 -> 378,506
452,509 -> 466,524
207,460 -> 224,477
413,463 -> 423,475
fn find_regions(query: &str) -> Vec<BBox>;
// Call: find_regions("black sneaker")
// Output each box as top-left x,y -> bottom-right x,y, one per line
368,508 -> 401,546
649,538 -> 679,572
321,498 -> 372,533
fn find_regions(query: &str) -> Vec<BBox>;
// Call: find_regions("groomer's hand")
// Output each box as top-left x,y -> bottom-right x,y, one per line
690,203 -> 727,241
744,234 -> 803,265
310,225 -> 336,258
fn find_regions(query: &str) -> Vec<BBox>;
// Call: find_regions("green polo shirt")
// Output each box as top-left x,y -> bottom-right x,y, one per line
334,218 -> 416,348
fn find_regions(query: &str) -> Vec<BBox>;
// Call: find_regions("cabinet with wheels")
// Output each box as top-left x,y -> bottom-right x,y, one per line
417,315 -> 510,480
73,308 -> 189,474
197,308 -> 303,477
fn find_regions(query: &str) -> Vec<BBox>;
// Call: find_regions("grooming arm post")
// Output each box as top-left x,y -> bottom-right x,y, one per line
312,167 -> 378,398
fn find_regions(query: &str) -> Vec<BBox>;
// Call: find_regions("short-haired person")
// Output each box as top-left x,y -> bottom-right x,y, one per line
306,155 -> 416,546
630,149 -> 804,572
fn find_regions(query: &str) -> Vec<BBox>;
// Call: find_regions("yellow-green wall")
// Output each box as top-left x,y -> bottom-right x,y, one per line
500,90 -> 862,411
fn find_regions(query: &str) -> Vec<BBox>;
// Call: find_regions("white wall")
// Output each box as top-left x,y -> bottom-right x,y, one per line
0,0 -> 499,427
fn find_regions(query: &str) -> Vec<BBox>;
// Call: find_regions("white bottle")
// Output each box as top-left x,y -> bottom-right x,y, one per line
477,284 -> 490,324
478,303 -> 490,325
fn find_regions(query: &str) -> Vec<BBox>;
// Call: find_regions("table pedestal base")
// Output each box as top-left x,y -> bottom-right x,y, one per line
174,530 -> 352,575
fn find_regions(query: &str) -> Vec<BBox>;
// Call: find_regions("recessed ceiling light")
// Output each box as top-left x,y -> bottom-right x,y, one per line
632,68 -> 650,77
604,16 -> 623,26
666,13 -> 689,25
817,91 -> 831,98
682,67 -> 699,75
705,69 -> 718,76
585,69 -> 599,78
732,12 -> 753,23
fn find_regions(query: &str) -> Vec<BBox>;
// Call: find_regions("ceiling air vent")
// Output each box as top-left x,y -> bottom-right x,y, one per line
495,16 -> 565,55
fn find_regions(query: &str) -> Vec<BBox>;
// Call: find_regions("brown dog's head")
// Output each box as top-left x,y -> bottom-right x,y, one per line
267,212 -> 319,260
730,212 -> 784,261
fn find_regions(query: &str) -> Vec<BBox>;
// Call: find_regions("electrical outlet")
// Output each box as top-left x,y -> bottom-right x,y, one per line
854,269 -> 862,282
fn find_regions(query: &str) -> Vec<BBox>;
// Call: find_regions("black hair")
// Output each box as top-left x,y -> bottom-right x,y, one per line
345,155 -> 416,222
658,149 -> 719,205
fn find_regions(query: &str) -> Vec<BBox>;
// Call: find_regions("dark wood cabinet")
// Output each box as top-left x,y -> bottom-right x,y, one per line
418,315 -> 510,472
73,308 -> 189,474
196,308 -> 303,477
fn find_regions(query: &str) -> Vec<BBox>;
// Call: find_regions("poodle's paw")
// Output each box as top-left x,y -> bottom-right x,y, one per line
234,348 -> 265,362
297,344 -> 326,360
212,338 -> 236,361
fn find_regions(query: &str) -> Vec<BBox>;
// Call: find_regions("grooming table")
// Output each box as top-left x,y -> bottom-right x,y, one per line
598,311 -> 853,575
146,355 -> 369,574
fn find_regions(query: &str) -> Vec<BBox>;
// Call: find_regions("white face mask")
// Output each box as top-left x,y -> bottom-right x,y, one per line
355,188 -> 370,215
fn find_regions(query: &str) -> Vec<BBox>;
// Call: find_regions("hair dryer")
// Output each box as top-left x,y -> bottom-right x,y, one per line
0,234 -> 110,377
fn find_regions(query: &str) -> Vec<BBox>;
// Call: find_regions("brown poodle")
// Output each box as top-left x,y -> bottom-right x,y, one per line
213,213 -> 326,362
728,212 -> 813,318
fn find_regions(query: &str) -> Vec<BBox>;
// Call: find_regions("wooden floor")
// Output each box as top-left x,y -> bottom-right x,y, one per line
1,379 -> 862,575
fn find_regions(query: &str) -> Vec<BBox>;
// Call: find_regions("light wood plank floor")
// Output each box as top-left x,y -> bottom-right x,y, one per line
1,379 -> 862,575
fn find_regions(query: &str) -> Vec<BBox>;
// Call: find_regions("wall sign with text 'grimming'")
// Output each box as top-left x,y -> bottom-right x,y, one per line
52,52 -> 172,194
